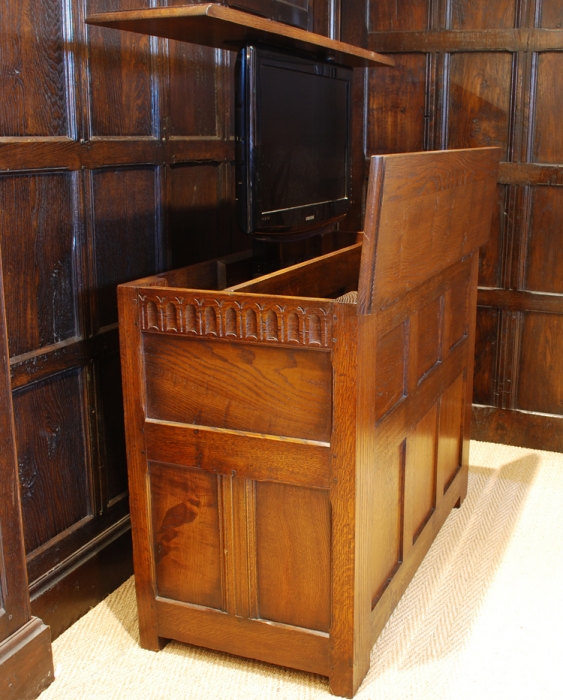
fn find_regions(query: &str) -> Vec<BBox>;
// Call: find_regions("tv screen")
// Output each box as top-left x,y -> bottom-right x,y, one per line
235,45 -> 352,237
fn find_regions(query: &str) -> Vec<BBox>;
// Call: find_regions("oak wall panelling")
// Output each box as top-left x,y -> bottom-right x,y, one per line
0,249 -> 54,699
0,0 -> 267,638
1,0 -> 343,638
359,0 -> 563,451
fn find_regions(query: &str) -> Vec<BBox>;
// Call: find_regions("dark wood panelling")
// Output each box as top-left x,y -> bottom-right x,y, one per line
255,481 -> 331,632
168,43 -> 221,138
12,369 -> 92,554
369,0 -> 429,32
478,185 -> 508,288
0,0 -> 68,137
473,307 -> 500,406
368,29 -> 563,53
96,353 -> 128,506
449,0 -> 517,30
87,0 -> 155,137
367,54 -> 428,155
533,53 -> 563,163
447,52 -> 513,158
525,187 -> 563,294
1,0 -> 307,639
540,0 -> 563,28
363,0 -> 563,451
472,404 -> 563,451
517,312 -> 563,415
91,166 -> 160,328
168,162 -> 234,268
0,173 -> 78,358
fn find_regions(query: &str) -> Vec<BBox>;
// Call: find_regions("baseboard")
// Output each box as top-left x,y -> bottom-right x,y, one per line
472,405 -> 563,453
30,518 -> 133,640
0,617 -> 54,700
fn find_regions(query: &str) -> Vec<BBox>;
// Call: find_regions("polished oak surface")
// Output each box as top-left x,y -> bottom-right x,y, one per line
118,147 -> 500,697
86,3 -> 394,68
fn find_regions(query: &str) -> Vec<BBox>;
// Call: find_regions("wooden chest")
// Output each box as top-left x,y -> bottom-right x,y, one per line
118,147 -> 500,697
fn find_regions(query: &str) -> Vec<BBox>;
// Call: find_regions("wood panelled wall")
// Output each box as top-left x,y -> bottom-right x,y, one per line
343,0 -> 563,452
0,0 -> 336,640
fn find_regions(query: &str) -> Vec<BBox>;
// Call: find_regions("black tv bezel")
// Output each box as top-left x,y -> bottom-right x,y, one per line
235,44 -> 353,237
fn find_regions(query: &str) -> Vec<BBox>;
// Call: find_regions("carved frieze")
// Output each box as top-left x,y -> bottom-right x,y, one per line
137,292 -> 334,348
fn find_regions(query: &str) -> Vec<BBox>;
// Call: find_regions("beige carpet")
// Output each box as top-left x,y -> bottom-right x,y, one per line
38,441 -> 563,700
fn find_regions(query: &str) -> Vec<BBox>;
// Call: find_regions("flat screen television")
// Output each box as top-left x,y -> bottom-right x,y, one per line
235,45 -> 353,238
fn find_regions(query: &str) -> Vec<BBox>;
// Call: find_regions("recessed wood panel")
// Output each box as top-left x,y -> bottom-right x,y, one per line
448,277 -> 469,350
12,369 -> 92,554
478,184 -> 507,289
447,53 -> 513,159
417,296 -> 443,379
0,0 -> 67,136
169,42 -> 219,137
87,0 -> 154,137
0,173 -> 77,357
255,481 -> 330,632
169,163 -> 230,268
92,166 -> 159,328
449,0 -> 517,29
534,53 -> 563,164
367,54 -> 427,156
517,312 -> 563,416
473,307 -> 500,406
375,321 -> 407,420
150,462 -> 223,610
525,187 -> 563,294
97,353 -> 128,505
540,1 -> 563,28
405,404 -> 437,544
369,0 -> 429,31
144,335 -> 332,441
370,442 -> 403,604
437,373 -> 464,494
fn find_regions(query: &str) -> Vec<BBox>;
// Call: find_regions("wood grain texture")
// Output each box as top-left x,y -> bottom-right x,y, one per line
0,173 -> 77,358
447,53 -> 513,159
533,53 -> 563,164
404,403 -> 438,548
87,0 -> 154,137
367,54 -> 428,156
256,481 -> 331,632
0,0 -> 68,137
145,420 -> 331,489
118,147 -> 499,698
0,618 -> 54,700
449,0 -> 517,30
0,251 -> 32,639
92,166 -> 160,328
517,311 -> 563,416
0,247 -> 54,697
85,3 -> 395,68
156,597 -> 330,676
144,334 -> 332,441
12,369 -> 92,555
525,187 -> 563,294
150,462 -> 223,609
359,148 -> 501,314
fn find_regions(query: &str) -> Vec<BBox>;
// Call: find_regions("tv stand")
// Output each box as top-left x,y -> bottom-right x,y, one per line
117,147 -> 500,697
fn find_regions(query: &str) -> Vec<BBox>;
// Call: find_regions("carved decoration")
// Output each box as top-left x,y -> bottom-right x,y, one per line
137,292 -> 334,348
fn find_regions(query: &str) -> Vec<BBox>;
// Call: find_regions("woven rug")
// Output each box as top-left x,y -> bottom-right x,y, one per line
38,441 -> 563,700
